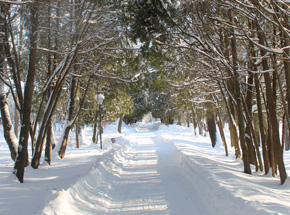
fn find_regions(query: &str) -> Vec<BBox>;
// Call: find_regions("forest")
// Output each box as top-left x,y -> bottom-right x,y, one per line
0,0 -> 290,185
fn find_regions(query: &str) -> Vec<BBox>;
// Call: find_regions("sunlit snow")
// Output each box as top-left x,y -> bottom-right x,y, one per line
1,122 -> 290,214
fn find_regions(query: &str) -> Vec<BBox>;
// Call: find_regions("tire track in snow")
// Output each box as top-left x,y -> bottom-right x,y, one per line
102,132 -> 169,214
154,136 -> 211,214
42,134 -> 170,215
42,126 -> 267,215
154,135 -> 267,215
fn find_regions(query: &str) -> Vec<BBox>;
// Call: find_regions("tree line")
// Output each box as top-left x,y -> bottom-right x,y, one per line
0,0 -> 138,183
151,0 -> 290,184
1,0 -> 290,185
122,0 -> 290,184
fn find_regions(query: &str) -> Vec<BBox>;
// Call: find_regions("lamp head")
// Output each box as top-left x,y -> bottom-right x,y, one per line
95,94 -> 105,105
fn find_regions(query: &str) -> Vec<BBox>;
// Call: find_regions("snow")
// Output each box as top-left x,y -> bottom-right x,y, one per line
1,122 -> 290,214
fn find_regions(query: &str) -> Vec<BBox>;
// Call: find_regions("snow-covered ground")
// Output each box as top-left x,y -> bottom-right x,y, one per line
1,122 -> 290,215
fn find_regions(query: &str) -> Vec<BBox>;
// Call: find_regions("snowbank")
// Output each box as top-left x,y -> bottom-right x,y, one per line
1,123 -> 290,214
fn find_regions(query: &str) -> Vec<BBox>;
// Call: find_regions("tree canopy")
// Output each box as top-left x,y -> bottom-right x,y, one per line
1,0 -> 290,184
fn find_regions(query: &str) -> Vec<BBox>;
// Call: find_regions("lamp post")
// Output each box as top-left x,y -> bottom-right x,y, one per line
95,94 -> 105,149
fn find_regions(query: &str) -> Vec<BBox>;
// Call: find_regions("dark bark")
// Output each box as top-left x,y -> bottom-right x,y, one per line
283,116 -> 290,151
31,0 -> 82,167
248,21 -> 270,173
44,2 -> 53,165
31,40 -> 82,168
190,104 -> 197,135
245,45 -> 257,169
2,7 -> 23,111
31,86 -> 62,168
57,75 -> 93,158
257,26 -> 287,184
58,77 -> 77,159
207,110 -> 216,148
14,96 -> 19,138
13,2 -> 39,183
75,118 -> 80,148
222,28 -> 239,151
229,9 -> 251,174
234,75 -> 251,174
0,3 -> 18,161
278,22 -> 290,152
281,28 -> 290,129
58,126 -> 72,159
215,99 -> 228,156
220,83 -> 240,158
242,95 -> 263,171
92,122 -> 97,144
44,119 -> 53,165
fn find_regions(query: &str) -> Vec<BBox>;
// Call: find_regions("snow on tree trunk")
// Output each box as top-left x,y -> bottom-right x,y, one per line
14,2 -> 39,183
0,2 -> 18,161
216,107 -> 228,156
0,82 -> 18,160
257,26 -> 287,184
118,115 -> 123,133
44,118 -> 54,165
58,125 -> 72,159
58,77 -> 77,159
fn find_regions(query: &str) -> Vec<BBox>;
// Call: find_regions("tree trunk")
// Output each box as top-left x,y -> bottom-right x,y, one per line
235,76 -> 251,174
13,2 -> 39,183
14,96 -> 19,138
229,9 -> 251,174
32,63 -> 92,167
191,104 -> 197,135
92,122 -> 97,144
199,110 -> 204,136
31,88 -> 62,168
215,100 -> 228,156
0,2 -> 18,161
281,31 -> 290,134
207,109 -> 216,148
57,73 -> 91,158
220,83 -> 240,158
226,79 -> 240,151
75,118 -> 80,148
186,109 -> 190,128
257,27 -> 287,184
44,2 -> 53,165
245,46 -> 258,169
283,116 -> 290,151
242,95 -> 263,171
0,83 -> 18,161
118,115 -> 123,133
75,82 -> 80,148
44,118 -> 53,165
58,76 -> 77,159
222,27 -> 239,156
248,20 -> 270,173
58,126 -> 72,159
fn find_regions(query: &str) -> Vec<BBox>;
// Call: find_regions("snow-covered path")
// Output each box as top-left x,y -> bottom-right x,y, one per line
2,123 -> 289,215
43,125 -> 266,215
101,131 -> 209,214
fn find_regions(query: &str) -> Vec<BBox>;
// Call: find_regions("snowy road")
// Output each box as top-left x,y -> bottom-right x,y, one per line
1,123 -> 290,215
43,124 -> 266,215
